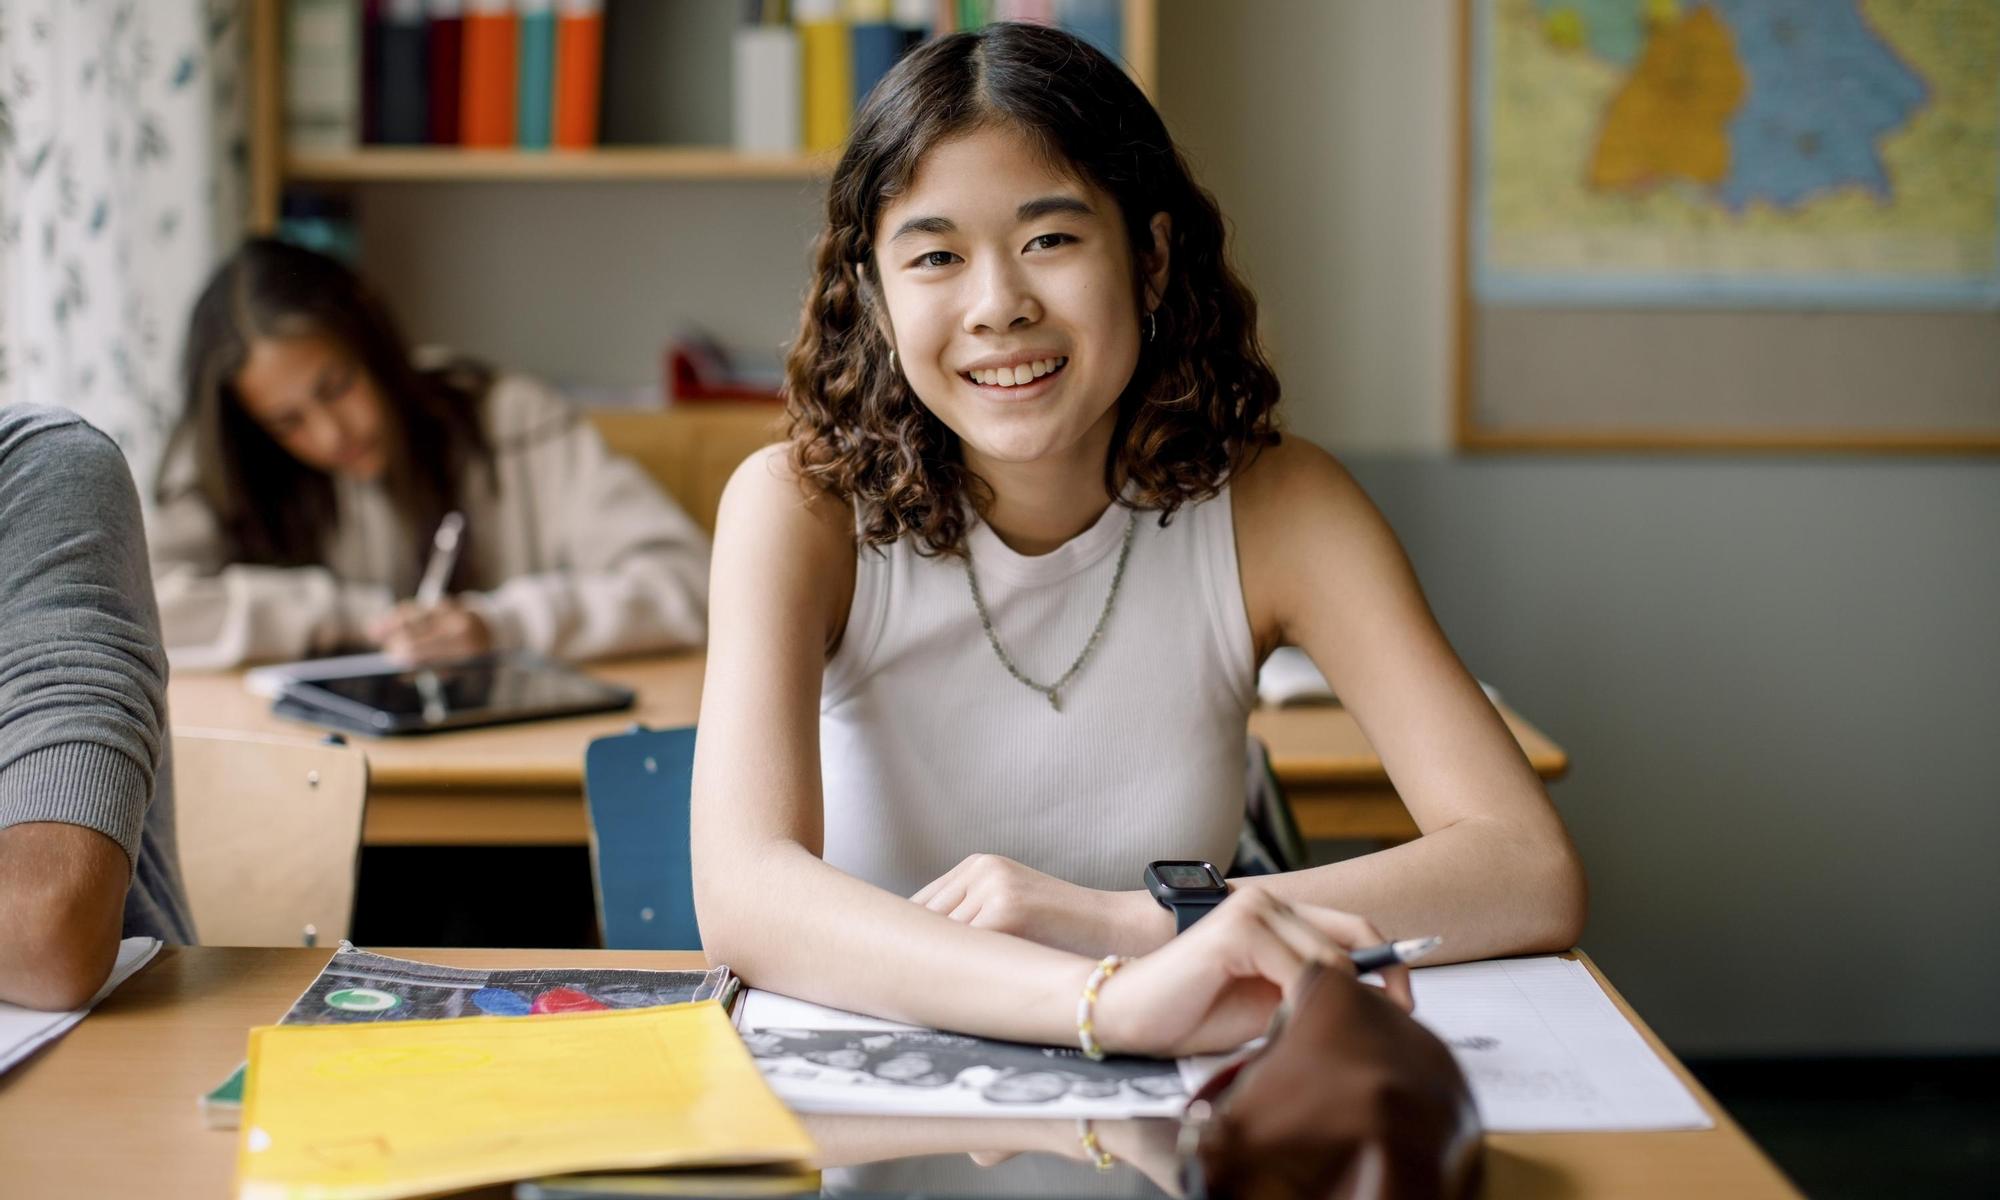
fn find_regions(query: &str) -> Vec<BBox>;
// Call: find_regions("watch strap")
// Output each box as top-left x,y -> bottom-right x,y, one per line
1173,898 -> 1222,934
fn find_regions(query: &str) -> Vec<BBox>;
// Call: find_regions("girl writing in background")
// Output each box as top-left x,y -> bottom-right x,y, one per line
693,24 -> 1586,1056
151,239 -> 709,668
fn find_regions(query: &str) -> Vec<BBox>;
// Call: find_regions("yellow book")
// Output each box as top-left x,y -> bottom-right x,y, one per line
235,1001 -> 814,1200
796,0 -> 854,153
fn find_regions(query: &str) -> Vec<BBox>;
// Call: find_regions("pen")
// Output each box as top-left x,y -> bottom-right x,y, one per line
414,511 -> 465,607
1349,935 -> 1443,974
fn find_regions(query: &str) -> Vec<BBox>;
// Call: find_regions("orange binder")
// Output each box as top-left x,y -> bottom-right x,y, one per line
460,0 -> 518,147
554,0 -> 604,148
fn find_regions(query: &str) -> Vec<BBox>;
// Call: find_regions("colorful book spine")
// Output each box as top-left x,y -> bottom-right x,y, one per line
425,0 -> 465,144
955,0 -> 990,30
378,0 -> 429,145
848,0 -> 901,112
993,0 -> 1053,24
733,15 -> 802,154
285,0 -> 361,152
795,0 -> 853,154
517,0 -> 556,148
893,0 -> 932,55
460,0 -> 519,147
552,0 -> 604,148
1054,0 -> 1120,61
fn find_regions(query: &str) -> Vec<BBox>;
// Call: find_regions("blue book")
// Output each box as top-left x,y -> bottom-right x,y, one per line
377,0 -> 429,145
517,0 -> 557,149
1055,0 -> 1120,63
851,21 -> 904,111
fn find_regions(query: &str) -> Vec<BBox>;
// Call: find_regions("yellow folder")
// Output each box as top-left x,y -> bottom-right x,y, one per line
235,1001 -> 813,1200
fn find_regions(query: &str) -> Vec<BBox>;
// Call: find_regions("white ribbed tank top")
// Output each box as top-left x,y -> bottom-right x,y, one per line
819,488 -> 1256,896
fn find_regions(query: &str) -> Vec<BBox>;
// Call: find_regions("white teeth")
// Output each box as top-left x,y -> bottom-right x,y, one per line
969,356 -> 1067,387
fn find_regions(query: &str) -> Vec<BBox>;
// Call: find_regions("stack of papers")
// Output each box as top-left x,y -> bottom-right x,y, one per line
0,936 -> 159,1076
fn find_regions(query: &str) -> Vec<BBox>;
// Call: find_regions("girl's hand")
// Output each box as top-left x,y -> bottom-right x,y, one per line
369,597 -> 493,664
912,853 -> 1170,957
1092,888 -> 1414,1058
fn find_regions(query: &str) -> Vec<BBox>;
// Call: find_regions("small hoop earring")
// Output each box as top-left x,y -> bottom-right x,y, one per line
889,348 -> 899,374
1146,310 -> 1158,344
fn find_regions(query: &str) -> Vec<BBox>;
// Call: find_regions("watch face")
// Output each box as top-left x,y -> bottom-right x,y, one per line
1156,862 -> 1222,891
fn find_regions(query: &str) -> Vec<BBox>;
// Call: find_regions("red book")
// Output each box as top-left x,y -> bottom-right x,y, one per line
425,0 -> 463,144
459,0 -> 519,147
553,0 -> 603,149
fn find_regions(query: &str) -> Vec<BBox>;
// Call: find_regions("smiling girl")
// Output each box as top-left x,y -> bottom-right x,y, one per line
693,23 -> 1585,1056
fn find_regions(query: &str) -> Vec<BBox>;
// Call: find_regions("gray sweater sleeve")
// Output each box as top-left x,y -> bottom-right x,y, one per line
0,407 -> 169,868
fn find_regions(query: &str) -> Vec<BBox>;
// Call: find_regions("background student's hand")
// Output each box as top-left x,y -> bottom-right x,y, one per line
369,596 -> 493,664
912,853 -> 1171,957
1091,888 -> 1414,1058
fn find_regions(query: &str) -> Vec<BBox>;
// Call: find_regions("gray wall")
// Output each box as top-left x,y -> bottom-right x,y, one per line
1348,456 -> 2000,1055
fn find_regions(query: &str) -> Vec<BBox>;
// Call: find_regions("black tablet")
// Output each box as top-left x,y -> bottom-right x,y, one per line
271,653 -> 635,737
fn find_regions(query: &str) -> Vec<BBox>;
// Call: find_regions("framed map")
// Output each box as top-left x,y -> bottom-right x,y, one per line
1458,0 -> 2000,450
1473,0 -> 2000,307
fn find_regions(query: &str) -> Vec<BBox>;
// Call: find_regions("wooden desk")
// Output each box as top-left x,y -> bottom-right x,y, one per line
166,655 -> 1568,847
0,947 -> 1795,1199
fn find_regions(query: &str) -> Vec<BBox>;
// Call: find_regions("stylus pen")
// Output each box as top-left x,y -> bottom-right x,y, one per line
1350,935 -> 1443,974
414,511 -> 465,607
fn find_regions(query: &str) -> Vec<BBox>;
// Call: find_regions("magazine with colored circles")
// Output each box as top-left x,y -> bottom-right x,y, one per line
201,943 -> 735,1128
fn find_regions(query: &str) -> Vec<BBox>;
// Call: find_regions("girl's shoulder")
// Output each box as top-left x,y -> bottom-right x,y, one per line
714,443 -> 859,651
718,443 -> 857,561
1228,437 -> 1393,630
1229,435 -> 1367,529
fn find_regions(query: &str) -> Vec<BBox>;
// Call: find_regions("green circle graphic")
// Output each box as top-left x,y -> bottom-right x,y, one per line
325,986 -> 402,1013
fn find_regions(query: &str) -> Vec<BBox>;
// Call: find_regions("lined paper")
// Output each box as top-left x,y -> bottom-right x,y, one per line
1408,956 -> 1713,1132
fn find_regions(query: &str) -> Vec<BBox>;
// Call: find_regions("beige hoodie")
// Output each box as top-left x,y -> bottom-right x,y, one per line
148,372 -> 709,670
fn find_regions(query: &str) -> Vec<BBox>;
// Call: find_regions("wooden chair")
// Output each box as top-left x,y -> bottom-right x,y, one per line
582,724 -> 701,950
587,403 -> 786,536
171,729 -> 369,947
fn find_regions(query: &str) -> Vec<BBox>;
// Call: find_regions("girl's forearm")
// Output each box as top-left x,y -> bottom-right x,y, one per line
1235,815 -> 1587,962
698,839 -> 1099,1043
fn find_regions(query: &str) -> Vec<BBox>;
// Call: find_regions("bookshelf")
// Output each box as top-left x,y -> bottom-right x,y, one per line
287,146 -> 835,183
247,0 -> 1160,230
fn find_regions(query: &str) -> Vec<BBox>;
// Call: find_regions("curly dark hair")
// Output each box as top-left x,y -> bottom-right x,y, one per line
785,21 -> 1282,557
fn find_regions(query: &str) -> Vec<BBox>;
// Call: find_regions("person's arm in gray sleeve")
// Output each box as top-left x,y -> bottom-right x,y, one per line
0,411 -> 168,1010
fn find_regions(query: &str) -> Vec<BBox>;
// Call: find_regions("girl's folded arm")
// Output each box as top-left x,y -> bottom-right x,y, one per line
1230,439 -> 1589,959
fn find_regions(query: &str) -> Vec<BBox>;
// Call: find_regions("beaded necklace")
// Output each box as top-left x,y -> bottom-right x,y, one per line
962,511 -> 1138,712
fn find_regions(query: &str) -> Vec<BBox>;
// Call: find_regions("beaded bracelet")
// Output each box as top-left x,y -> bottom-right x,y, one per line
1076,1118 -> 1115,1172
1076,954 -> 1129,1062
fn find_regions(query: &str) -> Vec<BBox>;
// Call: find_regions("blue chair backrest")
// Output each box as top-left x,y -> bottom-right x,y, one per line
582,724 -> 701,950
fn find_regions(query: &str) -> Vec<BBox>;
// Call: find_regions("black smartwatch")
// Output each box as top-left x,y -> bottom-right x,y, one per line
1145,859 -> 1228,934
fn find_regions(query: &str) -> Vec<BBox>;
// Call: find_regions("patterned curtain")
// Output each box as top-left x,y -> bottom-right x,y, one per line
0,0 -> 245,492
